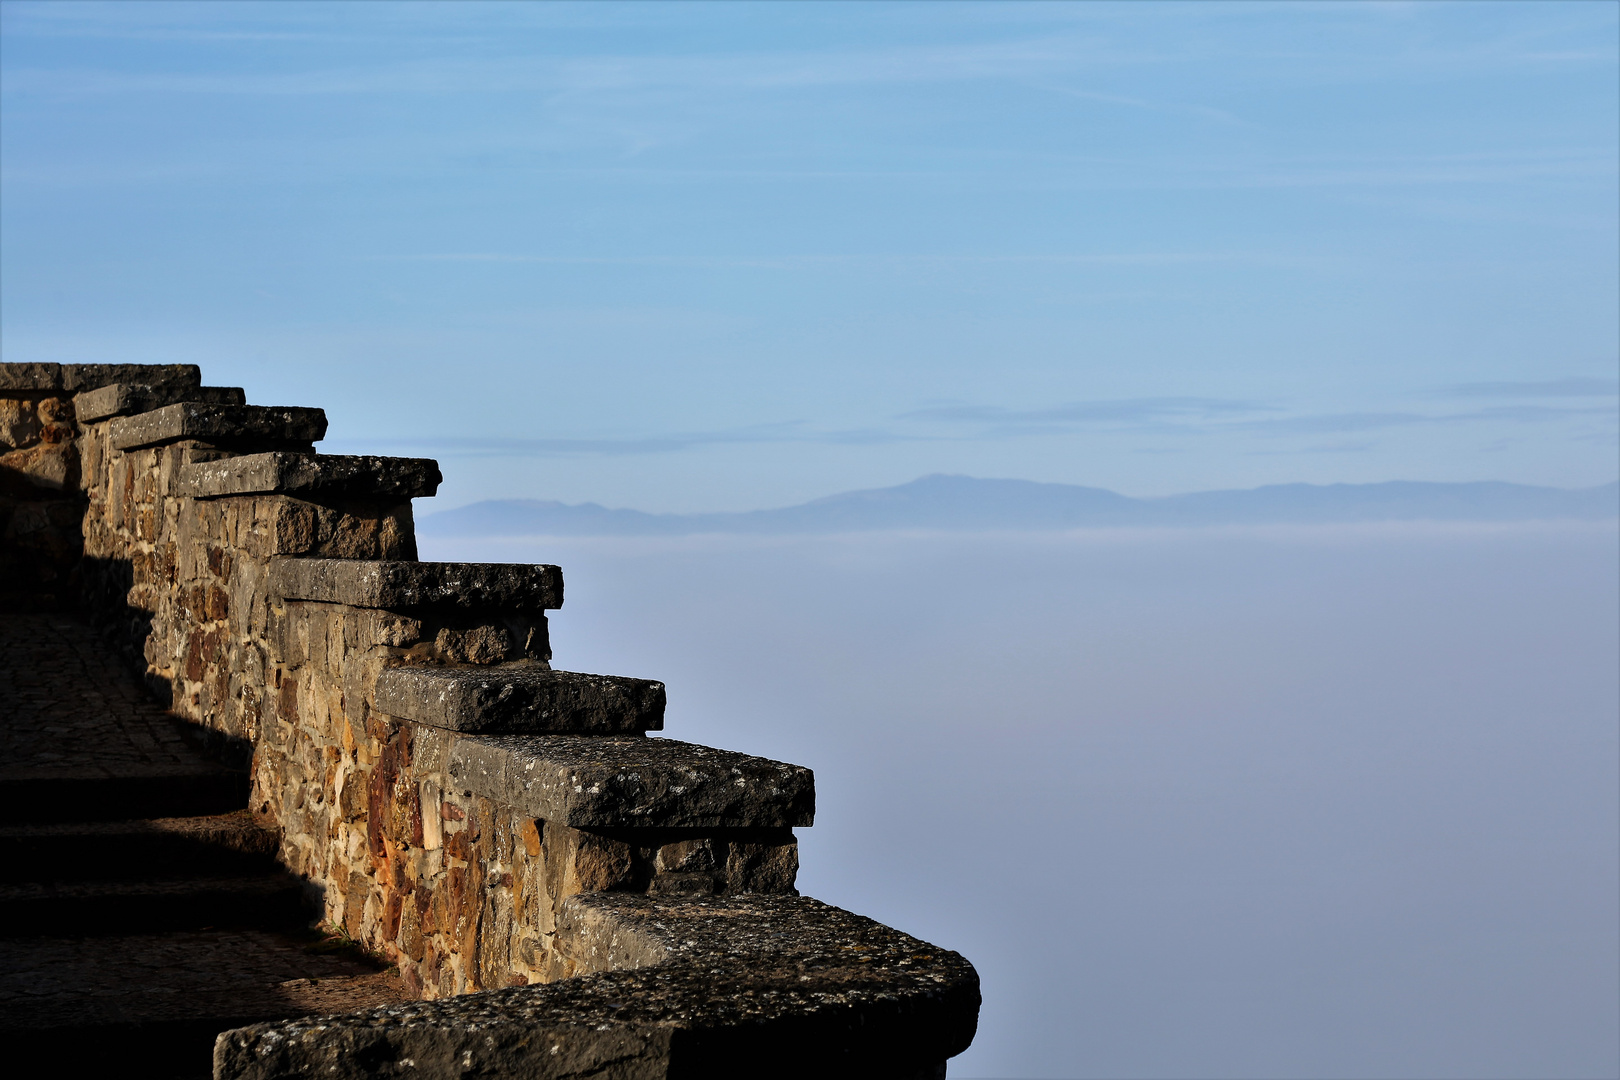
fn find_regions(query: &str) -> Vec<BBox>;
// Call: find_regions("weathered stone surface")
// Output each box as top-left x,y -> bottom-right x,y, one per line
176,451 -> 441,500
0,363 -> 202,393
375,664 -> 664,734
449,735 -> 814,828
1,397 -> 61,451
0,615 -> 244,807
0,395 -> 74,452
0,929 -> 404,1031
108,403 -> 327,451
73,382 -> 245,423
269,557 -> 562,612
0,399 -> 44,450
423,621 -> 546,664
0,441 -> 77,492
0,363 -> 63,392
61,364 -> 202,393
0,496 -> 85,610
215,893 -> 978,1080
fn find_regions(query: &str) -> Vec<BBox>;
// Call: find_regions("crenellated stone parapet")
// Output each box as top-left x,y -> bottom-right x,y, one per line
0,362 -> 979,1078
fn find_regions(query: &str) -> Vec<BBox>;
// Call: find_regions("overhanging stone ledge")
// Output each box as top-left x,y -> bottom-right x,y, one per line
176,451 -> 442,500
375,664 -> 664,734
214,894 -> 979,1080
0,363 -> 201,393
447,734 -> 814,828
73,383 -> 246,423
108,402 -> 327,451
269,557 -> 562,612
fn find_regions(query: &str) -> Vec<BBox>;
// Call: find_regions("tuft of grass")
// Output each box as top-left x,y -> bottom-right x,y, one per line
302,923 -> 391,968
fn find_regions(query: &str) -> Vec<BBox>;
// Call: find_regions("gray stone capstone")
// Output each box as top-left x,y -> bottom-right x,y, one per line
447,734 -> 814,828
73,383 -> 246,423
375,664 -> 664,734
0,363 -> 201,393
176,451 -> 442,500
108,402 -> 328,451
269,557 -> 563,612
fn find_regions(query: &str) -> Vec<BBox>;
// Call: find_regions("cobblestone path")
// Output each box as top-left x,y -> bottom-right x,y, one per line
0,612 -> 404,1078
0,613 -> 226,786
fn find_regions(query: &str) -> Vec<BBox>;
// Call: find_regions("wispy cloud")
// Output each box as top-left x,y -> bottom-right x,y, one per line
1241,404 -> 1617,436
366,251 -> 1265,270
0,35 -> 1149,99
6,3 -> 1611,110
899,395 -> 1617,442
1441,376 -> 1620,398
324,394 -> 1617,461
1249,441 -> 1376,456
902,397 -> 1271,428
1036,82 -> 1250,127
328,421 -> 915,459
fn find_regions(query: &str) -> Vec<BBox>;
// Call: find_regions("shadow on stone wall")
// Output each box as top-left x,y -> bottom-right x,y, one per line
75,553 -> 255,770
0,466 -> 86,612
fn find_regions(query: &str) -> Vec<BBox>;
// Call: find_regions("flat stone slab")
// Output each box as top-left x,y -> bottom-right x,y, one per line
269,558 -> 562,612
375,664 -> 663,734
73,382 -> 245,423
0,363 -> 201,393
108,403 -> 327,451
176,452 -> 441,500
448,734 -> 814,828
216,894 -> 978,1080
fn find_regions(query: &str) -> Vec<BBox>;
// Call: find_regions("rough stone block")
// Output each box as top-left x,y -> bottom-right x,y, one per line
2,399 -> 49,449
1,363 -> 203,393
0,442 -> 78,492
108,403 -> 327,451
73,383 -> 245,423
447,735 -> 814,829
269,558 -> 562,613
1,397 -> 74,459
214,894 -> 978,1080
60,364 -> 202,393
176,452 -> 441,500
375,665 -> 664,734
0,363 -> 62,392
427,624 -> 515,664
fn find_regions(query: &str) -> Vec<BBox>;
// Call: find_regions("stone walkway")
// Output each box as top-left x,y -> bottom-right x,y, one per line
0,612 -> 405,1078
0,930 -> 402,1029
0,613 -> 223,784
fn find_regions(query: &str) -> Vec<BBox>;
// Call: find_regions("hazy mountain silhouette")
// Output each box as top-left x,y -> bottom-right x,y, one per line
418,475 -> 1620,537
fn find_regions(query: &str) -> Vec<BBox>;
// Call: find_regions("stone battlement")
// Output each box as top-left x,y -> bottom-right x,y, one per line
0,362 -> 979,1077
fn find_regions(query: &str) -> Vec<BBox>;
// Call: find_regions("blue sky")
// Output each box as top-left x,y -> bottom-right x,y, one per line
2,1 -> 1616,511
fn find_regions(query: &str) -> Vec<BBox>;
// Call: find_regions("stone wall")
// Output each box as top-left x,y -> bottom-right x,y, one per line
0,362 -> 979,1077
1,364 -> 201,609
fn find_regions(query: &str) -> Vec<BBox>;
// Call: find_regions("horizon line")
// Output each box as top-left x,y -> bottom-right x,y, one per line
419,474 -> 1620,518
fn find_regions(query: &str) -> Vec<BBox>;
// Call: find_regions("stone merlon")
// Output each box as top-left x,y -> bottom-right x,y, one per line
176,452 -> 442,500
448,734 -> 815,828
0,363 -> 201,393
269,557 -> 562,612
375,664 -> 664,734
108,402 -> 328,451
73,383 -> 247,424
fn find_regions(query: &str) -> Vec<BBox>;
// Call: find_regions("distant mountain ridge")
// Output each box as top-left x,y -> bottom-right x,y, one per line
417,476 -> 1620,537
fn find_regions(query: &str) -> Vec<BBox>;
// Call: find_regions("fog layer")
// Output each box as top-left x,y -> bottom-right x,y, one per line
423,522 -> 1619,1079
